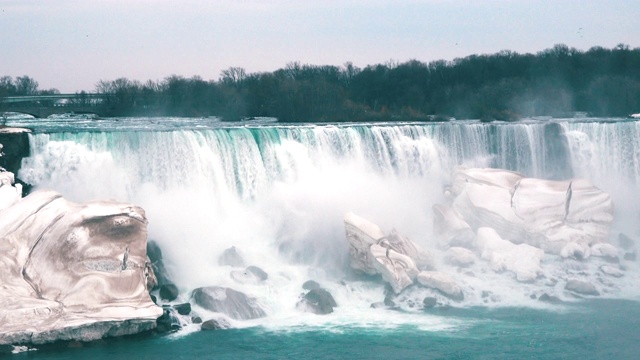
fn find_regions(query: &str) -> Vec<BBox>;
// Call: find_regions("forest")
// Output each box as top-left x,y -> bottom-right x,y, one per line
1,44 -> 640,122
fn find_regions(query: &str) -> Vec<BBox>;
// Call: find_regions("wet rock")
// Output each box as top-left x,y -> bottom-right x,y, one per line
416,271 -> 464,301
538,293 -> 562,303
201,318 -> 231,331
624,251 -> 636,261
159,284 -> 179,301
230,266 -> 268,285
173,303 -> 192,315
192,316 -> 202,324
192,287 -> 266,320
422,297 -> 437,309
218,246 -> 245,267
298,288 -> 338,315
565,279 -> 599,296
302,280 -> 321,291
156,308 -> 181,333
147,240 -> 172,287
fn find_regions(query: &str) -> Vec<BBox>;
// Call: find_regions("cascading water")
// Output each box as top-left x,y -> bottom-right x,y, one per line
14,119 -> 640,331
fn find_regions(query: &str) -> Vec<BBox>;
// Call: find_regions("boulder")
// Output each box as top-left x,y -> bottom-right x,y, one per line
218,246 -> 245,267
344,212 -> 431,293
147,240 -> 172,287
191,287 -> 266,320
560,242 -> 591,260
297,288 -> 338,315
0,187 -> 162,345
416,271 -> 464,300
477,227 -> 544,282
600,265 -> 624,278
201,318 -> 231,331
565,279 -> 599,296
445,247 -> 476,267
159,284 -> 179,301
422,297 -> 438,309
618,233 -> 635,250
432,204 -> 475,248
230,266 -> 268,285
302,280 -> 321,291
448,168 -> 613,255
173,303 -> 192,316
591,243 -> 619,262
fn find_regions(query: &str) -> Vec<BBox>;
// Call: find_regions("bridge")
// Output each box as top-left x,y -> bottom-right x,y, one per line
0,93 -> 108,118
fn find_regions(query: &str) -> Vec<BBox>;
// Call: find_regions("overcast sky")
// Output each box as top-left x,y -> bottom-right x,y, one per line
2,0 -> 639,93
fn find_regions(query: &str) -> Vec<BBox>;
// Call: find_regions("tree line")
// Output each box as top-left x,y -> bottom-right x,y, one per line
2,44 -> 640,121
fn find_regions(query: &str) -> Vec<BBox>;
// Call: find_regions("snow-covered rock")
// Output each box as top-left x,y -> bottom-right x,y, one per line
0,188 -> 162,345
344,212 -> 431,293
445,247 -> 476,267
477,227 -> 544,283
416,271 -> 464,300
449,168 -> 613,254
432,204 -> 475,248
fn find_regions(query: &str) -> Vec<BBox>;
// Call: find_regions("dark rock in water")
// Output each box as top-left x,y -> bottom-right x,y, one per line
538,293 -> 562,303
192,316 -> 203,324
422,297 -> 437,309
156,308 -> 181,333
230,266 -> 268,284
529,294 -> 537,299
147,240 -> 172,287
150,294 -> 157,304
159,284 -> 179,301
384,293 -> 396,307
173,303 -> 191,316
201,318 -> 231,331
0,130 -> 30,175
618,233 -> 635,250
565,280 -> 600,296
302,280 -> 321,291
192,286 -> 266,320
298,288 -> 337,315
219,246 -> 245,267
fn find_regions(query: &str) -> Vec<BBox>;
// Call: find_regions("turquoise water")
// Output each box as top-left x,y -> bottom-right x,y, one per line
13,299 -> 640,359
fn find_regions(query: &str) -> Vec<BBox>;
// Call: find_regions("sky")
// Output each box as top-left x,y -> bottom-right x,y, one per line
1,0 -> 640,93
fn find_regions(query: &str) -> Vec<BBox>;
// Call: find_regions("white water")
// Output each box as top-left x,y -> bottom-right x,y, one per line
15,119 -> 640,328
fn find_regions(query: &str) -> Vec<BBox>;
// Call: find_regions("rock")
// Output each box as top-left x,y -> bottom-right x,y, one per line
370,244 -> 418,294
448,168 -> 613,255
591,243 -> 619,262
565,279 -> 599,296
432,204 -> 475,248
600,265 -> 624,278
416,271 -> 464,300
192,316 -> 202,324
0,170 -> 21,211
173,303 -> 192,315
159,284 -> 179,301
618,233 -> 635,250
156,308 -> 181,333
422,297 -> 437,309
560,242 -> 591,260
344,212 -> 430,293
147,240 -> 172,287
445,247 -> 476,267
538,293 -> 562,303
218,246 -> 245,267
624,251 -> 637,261
297,288 -> 338,315
201,318 -> 231,331
0,188 -> 162,345
230,266 -> 268,285
191,287 -> 266,320
477,227 -> 543,282
302,280 -> 321,291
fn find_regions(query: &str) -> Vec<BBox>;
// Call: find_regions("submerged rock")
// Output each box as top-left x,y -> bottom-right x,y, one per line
191,286 -> 266,320
0,183 -> 162,345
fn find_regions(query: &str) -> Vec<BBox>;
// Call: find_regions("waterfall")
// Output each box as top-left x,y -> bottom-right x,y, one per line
15,119 -> 640,325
